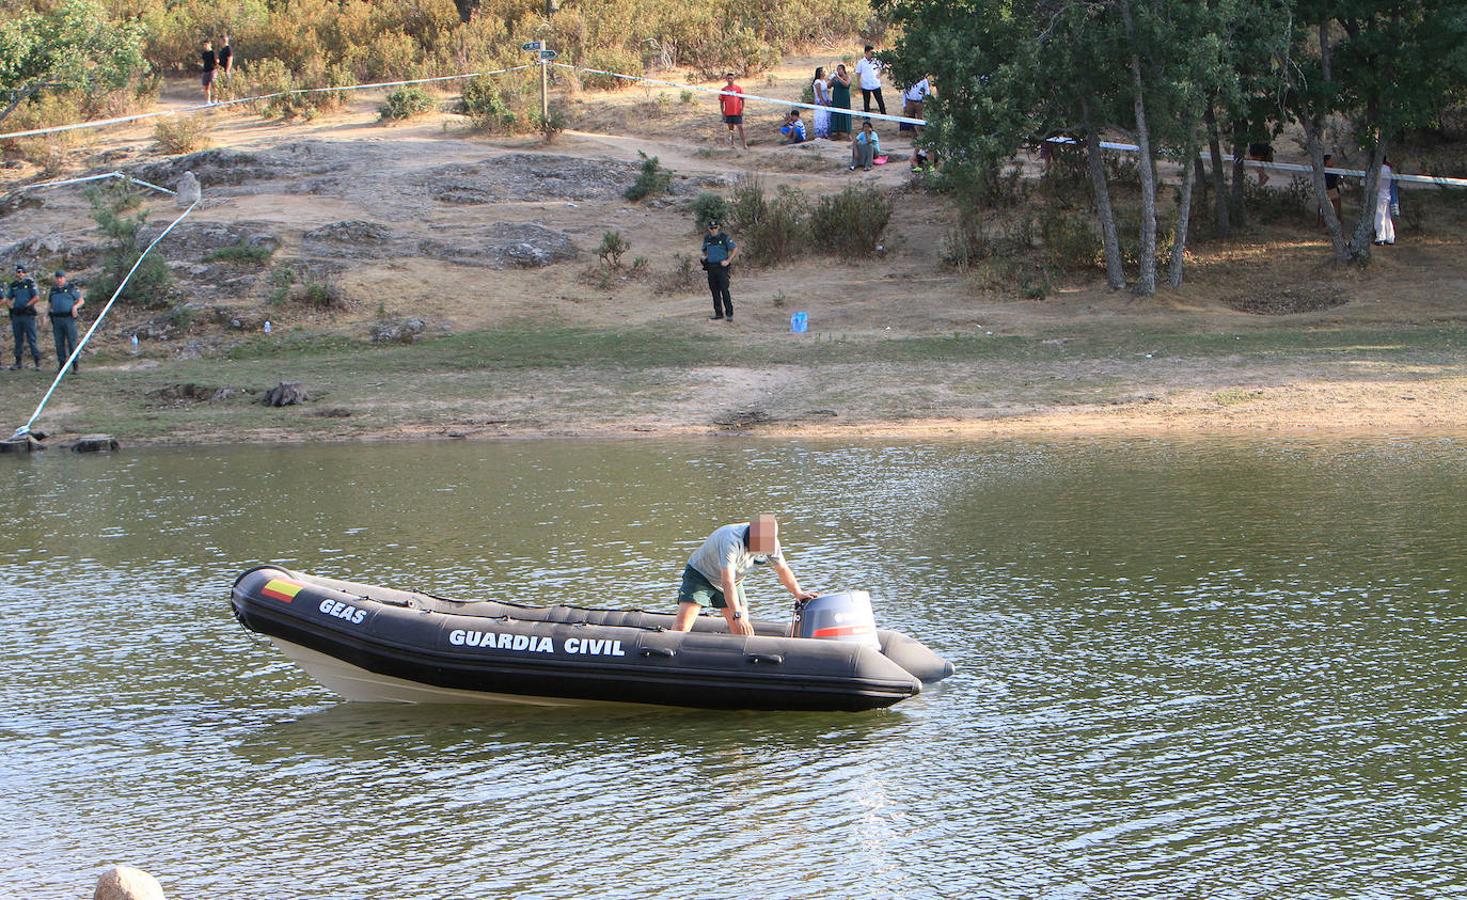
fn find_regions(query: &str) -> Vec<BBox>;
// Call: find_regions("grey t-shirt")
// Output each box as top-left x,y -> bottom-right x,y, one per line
687,523 -> 783,585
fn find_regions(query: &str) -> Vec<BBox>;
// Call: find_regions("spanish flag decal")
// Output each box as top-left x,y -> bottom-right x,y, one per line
261,577 -> 304,603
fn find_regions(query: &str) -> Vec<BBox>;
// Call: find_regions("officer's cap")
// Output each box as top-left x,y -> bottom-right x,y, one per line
14,264 -> 25,273
53,270 -> 65,278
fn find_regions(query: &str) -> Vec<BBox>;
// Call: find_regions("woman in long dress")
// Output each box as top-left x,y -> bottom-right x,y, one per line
812,67 -> 831,139
1373,156 -> 1395,245
829,64 -> 852,140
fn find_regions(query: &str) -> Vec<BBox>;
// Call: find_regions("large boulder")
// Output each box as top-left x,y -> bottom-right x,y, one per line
94,865 -> 165,900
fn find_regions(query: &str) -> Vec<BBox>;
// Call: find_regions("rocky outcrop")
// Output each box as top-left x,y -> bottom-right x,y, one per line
418,223 -> 578,269
263,381 -> 312,407
94,865 -> 165,900
370,316 -> 427,343
302,220 -> 392,258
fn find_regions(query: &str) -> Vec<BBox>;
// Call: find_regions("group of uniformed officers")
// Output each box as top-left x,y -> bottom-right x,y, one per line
6,264 -> 85,371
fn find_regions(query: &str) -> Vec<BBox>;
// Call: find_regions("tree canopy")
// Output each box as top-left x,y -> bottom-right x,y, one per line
0,0 -> 147,127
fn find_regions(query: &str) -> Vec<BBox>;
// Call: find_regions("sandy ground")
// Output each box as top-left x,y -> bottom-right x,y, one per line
2,55 -> 1467,445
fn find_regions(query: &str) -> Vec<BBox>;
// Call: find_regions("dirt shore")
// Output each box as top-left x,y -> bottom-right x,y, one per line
3,56 -> 1466,447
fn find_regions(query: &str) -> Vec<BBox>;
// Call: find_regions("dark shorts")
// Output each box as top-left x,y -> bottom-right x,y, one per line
677,565 -> 745,610
202,69 -> 216,88
723,114 -> 743,126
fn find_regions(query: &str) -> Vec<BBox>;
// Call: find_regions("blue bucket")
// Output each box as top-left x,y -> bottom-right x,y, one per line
790,311 -> 808,334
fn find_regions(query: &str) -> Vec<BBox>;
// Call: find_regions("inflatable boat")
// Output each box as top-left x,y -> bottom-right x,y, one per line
231,566 -> 954,712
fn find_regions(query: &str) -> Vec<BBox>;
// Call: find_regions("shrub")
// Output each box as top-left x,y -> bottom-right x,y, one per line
727,176 -> 808,266
267,266 -> 347,309
244,58 -> 351,120
87,179 -> 172,308
809,184 -> 892,257
656,253 -> 699,294
204,243 -> 274,265
625,151 -> 673,201
691,192 -> 729,230
458,75 -> 544,133
1040,210 -> 1102,271
1244,176 -> 1314,224
582,47 -> 643,91
533,104 -> 567,142
680,90 -> 695,105
379,86 -> 436,121
597,230 -> 629,267
153,115 -> 213,154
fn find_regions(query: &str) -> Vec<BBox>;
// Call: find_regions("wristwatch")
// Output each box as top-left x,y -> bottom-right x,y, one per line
732,611 -> 744,620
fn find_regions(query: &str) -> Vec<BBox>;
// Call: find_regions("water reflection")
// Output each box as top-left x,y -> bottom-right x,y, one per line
0,437 -> 1463,897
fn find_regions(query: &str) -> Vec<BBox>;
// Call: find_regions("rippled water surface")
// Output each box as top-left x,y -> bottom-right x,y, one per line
1,438 -> 1464,898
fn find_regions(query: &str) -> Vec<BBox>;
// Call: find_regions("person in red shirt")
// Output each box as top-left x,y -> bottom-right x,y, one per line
720,73 -> 747,150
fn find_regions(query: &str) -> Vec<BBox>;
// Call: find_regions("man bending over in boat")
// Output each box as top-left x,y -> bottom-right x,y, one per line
672,515 -> 819,637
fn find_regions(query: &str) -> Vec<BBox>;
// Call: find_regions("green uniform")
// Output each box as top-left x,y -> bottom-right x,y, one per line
8,277 -> 41,367
48,285 -> 82,370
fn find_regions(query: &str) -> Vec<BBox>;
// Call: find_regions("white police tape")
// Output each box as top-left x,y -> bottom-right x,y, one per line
552,63 -> 930,127
1044,136 -> 1467,189
12,198 -> 201,440
0,65 -> 535,142
19,171 -> 176,196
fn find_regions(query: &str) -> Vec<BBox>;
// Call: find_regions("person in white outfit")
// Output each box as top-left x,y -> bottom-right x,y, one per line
854,45 -> 885,116
1374,157 -> 1395,245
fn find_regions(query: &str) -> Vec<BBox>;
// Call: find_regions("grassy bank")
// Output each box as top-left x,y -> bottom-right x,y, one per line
5,320 -> 1467,445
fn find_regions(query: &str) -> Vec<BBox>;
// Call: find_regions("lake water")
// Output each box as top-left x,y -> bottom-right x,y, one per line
0,438 -> 1463,898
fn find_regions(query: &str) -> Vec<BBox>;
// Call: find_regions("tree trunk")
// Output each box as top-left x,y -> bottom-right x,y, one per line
1348,139 -> 1388,261
1230,118 -> 1248,229
1205,104 -> 1229,237
1082,98 -> 1125,290
1168,144 -> 1199,288
1119,0 -> 1157,296
1299,113 -> 1348,260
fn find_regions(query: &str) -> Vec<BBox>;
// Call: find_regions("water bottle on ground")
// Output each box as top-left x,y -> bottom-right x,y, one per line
130,334 -> 139,353
791,311 -> 808,334
263,320 -> 272,334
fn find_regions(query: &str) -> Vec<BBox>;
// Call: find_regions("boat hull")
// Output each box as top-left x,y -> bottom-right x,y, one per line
232,565 -> 951,712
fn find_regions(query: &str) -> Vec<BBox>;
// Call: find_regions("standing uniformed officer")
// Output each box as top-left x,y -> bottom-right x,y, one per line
700,220 -> 738,322
7,264 -> 42,370
47,271 -> 84,372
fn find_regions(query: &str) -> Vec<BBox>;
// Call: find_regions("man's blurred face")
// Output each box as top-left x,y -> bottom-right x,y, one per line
749,515 -> 778,554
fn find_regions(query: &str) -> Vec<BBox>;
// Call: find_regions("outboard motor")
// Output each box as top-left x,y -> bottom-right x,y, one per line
792,590 -> 881,650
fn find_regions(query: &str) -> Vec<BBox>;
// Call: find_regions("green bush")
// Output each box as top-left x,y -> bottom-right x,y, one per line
809,184 -> 892,258
204,243 -> 274,265
87,179 -> 172,309
459,75 -> 542,133
1040,209 -> 1102,271
727,176 -> 808,266
691,192 -> 729,230
597,230 -> 629,267
243,58 -> 351,120
625,151 -> 673,202
533,104 -> 568,142
379,86 -> 436,121
153,115 -> 212,154
582,47 -> 644,91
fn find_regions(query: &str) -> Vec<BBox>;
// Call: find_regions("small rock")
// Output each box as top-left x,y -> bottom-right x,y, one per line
176,171 -> 201,207
94,865 -> 166,900
263,381 -> 311,407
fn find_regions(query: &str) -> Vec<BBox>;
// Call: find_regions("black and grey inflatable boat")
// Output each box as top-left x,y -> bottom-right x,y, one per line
231,566 -> 953,712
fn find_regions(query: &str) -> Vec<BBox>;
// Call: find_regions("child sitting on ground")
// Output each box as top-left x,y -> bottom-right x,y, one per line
779,110 -> 808,144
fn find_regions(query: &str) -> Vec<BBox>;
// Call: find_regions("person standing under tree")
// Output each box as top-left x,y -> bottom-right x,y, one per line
700,220 -> 737,321
1374,156 -> 1396,246
219,34 -> 234,86
719,73 -> 746,150
200,39 -> 218,105
854,45 -> 885,116
7,265 -> 42,370
47,271 -> 84,372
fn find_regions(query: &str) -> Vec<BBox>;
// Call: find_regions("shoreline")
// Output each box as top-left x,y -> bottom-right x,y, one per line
23,377 -> 1464,449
